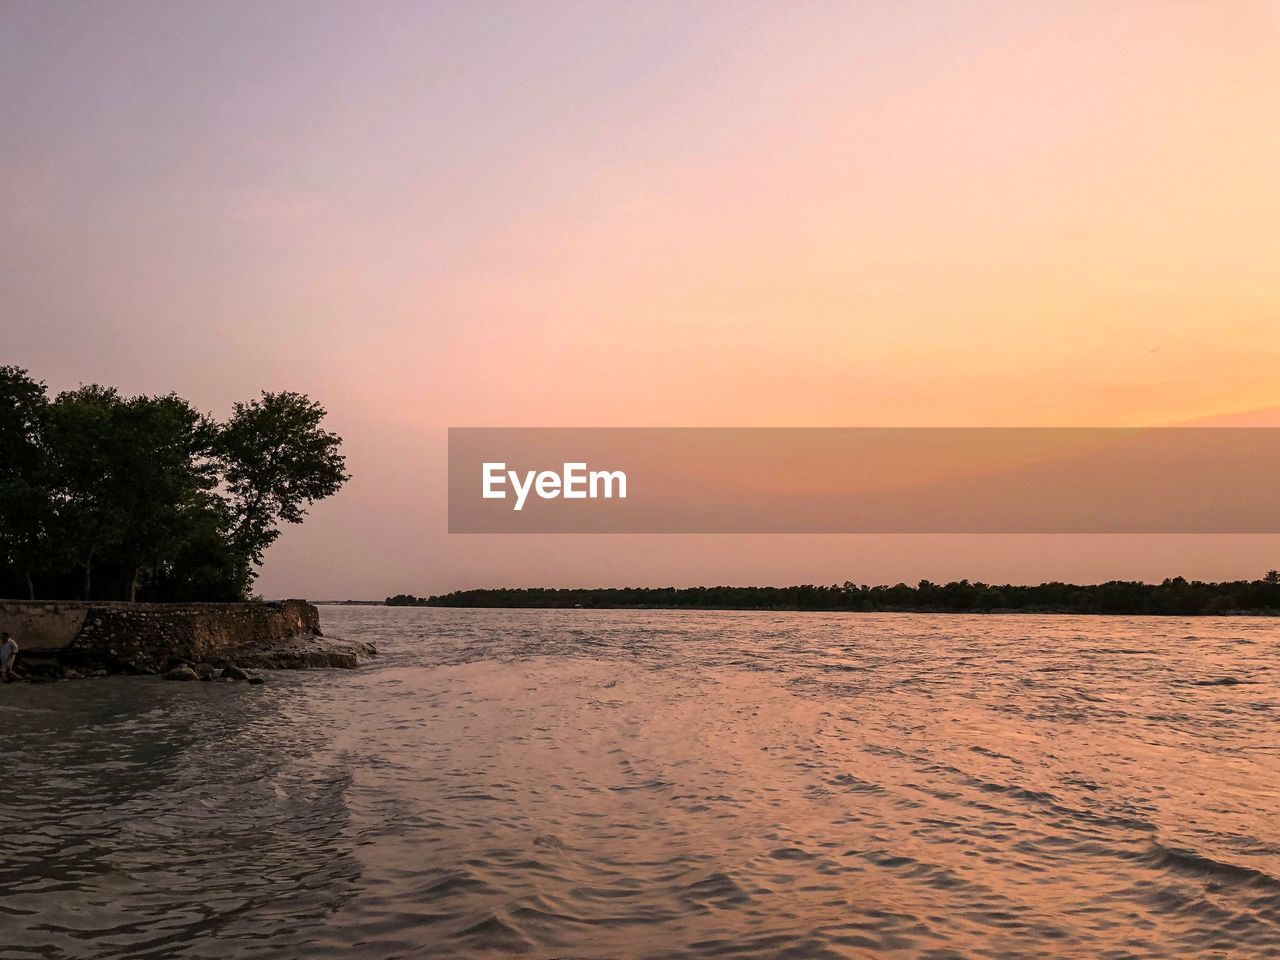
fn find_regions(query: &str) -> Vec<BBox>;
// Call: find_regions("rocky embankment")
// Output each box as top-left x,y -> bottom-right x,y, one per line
0,599 -> 375,681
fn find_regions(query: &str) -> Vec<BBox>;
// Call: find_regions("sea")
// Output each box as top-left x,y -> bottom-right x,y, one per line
4,607 -> 1278,959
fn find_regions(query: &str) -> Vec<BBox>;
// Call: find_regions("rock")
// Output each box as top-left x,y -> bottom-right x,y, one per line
221,664 -> 250,681
91,669 -> 108,678
233,636 -> 377,671
247,675 -> 265,685
166,665 -> 199,681
193,663 -> 216,681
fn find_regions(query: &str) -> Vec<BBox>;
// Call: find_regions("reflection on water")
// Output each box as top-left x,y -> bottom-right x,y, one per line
4,608 -> 1279,958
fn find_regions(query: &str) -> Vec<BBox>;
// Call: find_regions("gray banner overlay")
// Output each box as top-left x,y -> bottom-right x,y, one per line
448,428 -> 1280,533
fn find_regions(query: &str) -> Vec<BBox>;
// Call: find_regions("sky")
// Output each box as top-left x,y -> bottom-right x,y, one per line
3,1 -> 1279,598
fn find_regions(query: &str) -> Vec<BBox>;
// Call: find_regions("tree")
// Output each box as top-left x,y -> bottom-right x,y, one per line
42,385 -> 130,599
0,366 -> 52,598
37,386 -> 231,600
110,393 -> 220,601
0,373 -> 348,602
140,493 -> 250,601
216,391 -> 349,570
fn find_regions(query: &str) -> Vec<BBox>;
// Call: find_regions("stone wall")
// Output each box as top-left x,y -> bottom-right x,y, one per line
0,599 -> 323,674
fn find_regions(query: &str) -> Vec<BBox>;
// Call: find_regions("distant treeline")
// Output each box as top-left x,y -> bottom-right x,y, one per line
389,574 -> 1280,615
1,366 -> 347,602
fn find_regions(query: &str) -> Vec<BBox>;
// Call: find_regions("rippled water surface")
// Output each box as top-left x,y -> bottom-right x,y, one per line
4,608 -> 1280,959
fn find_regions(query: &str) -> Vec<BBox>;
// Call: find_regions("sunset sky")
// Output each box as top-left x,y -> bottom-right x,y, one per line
3,1 -> 1279,598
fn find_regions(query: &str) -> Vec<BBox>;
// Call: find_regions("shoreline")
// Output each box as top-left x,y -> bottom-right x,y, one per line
389,577 -> 1280,617
382,603 -> 1280,617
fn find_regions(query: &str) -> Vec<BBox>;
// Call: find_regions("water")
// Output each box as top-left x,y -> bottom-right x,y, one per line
4,608 -> 1279,959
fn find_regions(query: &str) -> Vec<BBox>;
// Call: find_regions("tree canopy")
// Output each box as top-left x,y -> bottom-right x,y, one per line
391,576 -> 1280,616
0,366 -> 347,601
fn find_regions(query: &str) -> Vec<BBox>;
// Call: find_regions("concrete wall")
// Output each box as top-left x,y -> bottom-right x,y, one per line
0,599 -> 322,673
0,601 -> 88,651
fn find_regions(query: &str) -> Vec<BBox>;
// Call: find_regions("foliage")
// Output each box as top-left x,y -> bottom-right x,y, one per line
0,366 -> 52,598
217,392 -> 349,566
0,366 -> 347,601
391,576 -> 1280,616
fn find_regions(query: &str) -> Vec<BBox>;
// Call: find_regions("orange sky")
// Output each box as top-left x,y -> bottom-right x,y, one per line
3,1 -> 1279,596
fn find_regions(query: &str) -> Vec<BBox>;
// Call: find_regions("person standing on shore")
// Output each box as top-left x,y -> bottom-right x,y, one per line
0,631 -> 18,682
